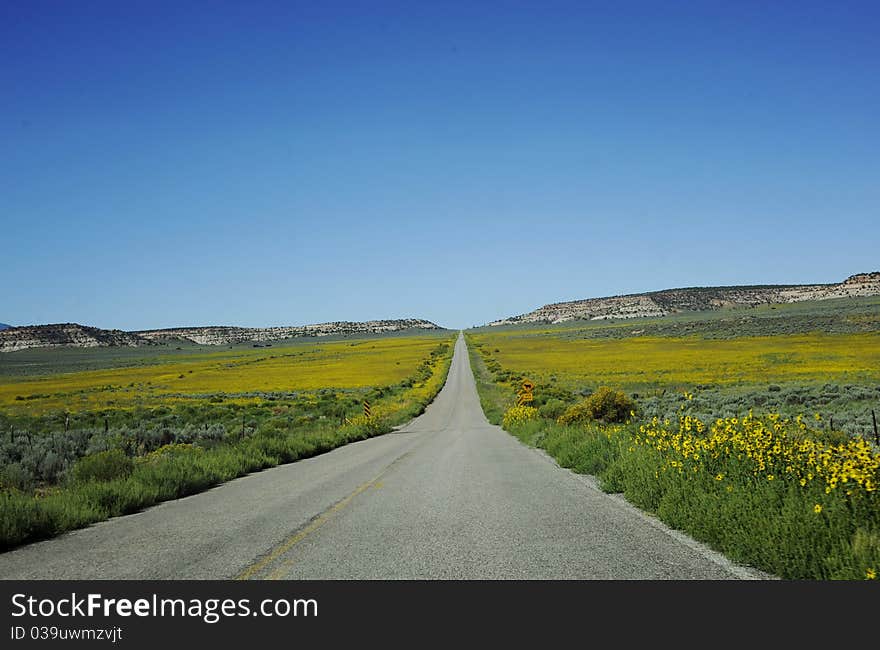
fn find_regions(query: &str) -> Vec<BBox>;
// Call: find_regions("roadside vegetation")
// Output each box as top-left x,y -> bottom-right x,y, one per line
466,299 -> 880,579
0,334 -> 454,551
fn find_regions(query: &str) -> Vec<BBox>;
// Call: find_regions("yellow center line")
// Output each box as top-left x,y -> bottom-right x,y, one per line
233,453 -> 409,581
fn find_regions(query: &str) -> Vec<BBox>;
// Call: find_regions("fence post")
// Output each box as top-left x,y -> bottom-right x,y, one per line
872,409 -> 878,446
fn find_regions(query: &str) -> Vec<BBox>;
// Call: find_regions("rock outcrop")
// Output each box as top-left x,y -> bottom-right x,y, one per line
490,272 -> 880,326
0,319 -> 443,352
135,319 -> 442,345
0,323 -> 153,353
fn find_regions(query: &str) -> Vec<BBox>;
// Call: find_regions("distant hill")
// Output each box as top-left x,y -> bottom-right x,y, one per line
0,323 -> 153,353
0,323 -> 10,330
0,319 -> 443,352
135,319 -> 443,345
489,272 -> 880,326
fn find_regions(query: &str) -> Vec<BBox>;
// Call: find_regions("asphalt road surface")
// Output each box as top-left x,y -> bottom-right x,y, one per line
0,334 -> 768,579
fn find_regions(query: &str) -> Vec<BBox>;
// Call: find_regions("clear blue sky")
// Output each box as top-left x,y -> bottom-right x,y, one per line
3,1 -> 878,330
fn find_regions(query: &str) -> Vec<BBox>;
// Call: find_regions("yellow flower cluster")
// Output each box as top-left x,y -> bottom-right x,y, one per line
344,413 -> 381,427
635,413 -> 880,497
502,405 -> 539,429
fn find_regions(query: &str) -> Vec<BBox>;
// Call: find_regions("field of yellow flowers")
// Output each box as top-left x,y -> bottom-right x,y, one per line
469,330 -> 880,390
0,335 -> 446,415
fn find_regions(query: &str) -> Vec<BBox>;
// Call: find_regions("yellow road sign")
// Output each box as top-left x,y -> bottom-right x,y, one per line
517,379 -> 535,406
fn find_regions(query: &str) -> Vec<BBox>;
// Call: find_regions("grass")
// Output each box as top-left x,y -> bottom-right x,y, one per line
466,342 -> 508,426
0,334 -> 455,551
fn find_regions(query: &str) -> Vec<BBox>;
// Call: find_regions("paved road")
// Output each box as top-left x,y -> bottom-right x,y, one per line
0,334 -> 767,579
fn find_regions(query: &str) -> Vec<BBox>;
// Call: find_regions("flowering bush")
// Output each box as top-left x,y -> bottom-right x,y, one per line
613,412 -> 880,579
557,387 -> 636,425
503,405 -> 538,429
634,412 -> 878,497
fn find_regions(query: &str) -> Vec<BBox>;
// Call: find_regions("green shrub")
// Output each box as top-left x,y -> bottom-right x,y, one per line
71,449 -> 134,483
541,423 -> 622,477
538,399 -> 568,420
0,463 -> 34,491
528,385 -> 576,409
557,387 -> 636,425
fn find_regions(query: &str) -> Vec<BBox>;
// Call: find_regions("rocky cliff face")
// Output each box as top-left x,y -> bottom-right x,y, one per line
0,319 -> 443,352
135,319 -> 442,345
490,272 -> 880,326
0,324 -> 153,353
